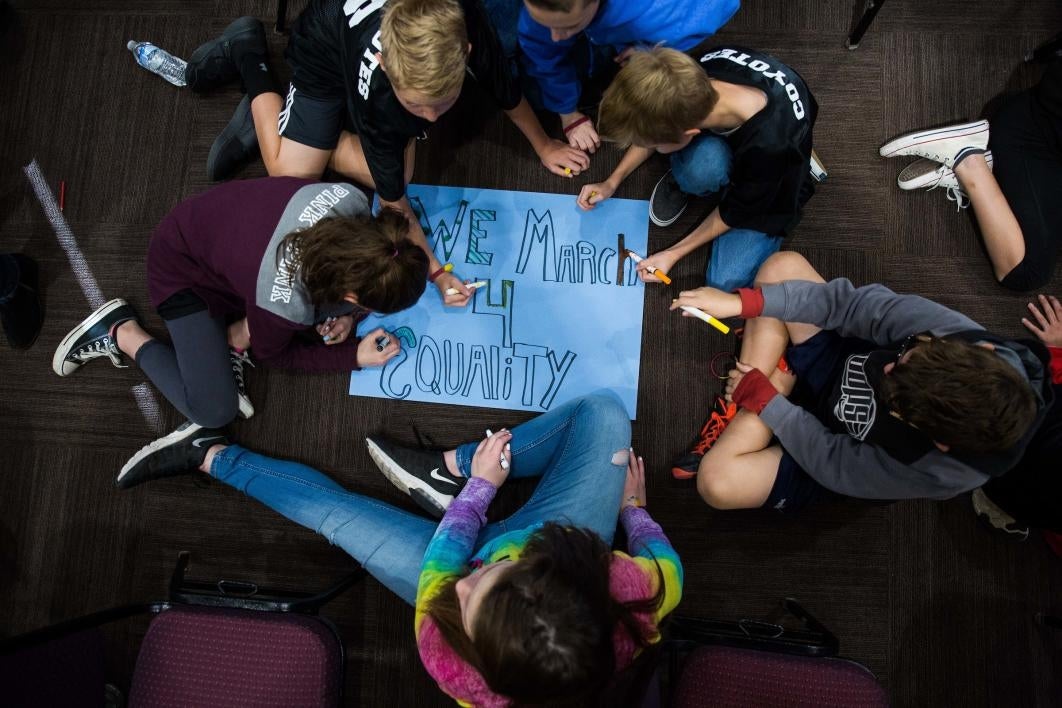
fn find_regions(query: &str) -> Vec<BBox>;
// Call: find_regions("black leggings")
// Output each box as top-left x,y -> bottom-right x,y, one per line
992,60 -> 1062,291
135,294 -> 238,428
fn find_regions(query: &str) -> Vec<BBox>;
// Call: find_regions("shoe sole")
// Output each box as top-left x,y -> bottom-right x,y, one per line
116,422 -> 203,488
207,95 -> 259,181
366,439 -> 449,518
187,16 -> 265,92
898,151 -> 994,191
649,171 -> 687,227
52,298 -> 129,376
238,393 -> 254,420
879,120 -> 989,159
671,466 -> 696,480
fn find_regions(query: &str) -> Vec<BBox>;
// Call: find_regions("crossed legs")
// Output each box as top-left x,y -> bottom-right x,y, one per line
695,252 -> 825,509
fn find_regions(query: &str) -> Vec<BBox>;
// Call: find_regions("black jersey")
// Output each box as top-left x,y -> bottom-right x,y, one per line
696,46 -> 818,237
286,0 -> 521,202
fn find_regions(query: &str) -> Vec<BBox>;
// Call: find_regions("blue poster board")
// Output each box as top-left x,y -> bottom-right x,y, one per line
349,185 -> 648,419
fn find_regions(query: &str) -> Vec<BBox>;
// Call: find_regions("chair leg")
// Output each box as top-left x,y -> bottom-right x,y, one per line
846,0 -> 886,50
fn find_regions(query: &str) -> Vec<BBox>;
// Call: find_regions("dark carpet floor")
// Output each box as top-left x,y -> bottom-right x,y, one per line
1,1 -> 1061,706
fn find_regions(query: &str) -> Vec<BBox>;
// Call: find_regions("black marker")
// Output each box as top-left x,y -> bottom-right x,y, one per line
375,334 -> 389,352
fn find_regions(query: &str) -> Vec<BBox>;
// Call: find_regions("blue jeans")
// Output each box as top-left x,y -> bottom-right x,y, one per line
670,134 -> 782,292
210,393 -> 631,606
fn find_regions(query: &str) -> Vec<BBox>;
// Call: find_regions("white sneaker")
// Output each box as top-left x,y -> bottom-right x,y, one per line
879,119 -> 989,169
897,151 -> 993,210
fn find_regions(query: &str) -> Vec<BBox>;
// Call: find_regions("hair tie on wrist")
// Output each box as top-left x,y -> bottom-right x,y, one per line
428,263 -> 453,282
563,116 -> 591,134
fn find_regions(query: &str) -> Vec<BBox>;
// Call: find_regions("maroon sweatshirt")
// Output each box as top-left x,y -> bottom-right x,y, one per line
147,177 -> 370,372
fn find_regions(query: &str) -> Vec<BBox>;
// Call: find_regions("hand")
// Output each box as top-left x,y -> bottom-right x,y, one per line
561,111 -> 601,153
669,286 -> 743,319
436,272 -> 472,307
356,327 -> 402,367
621,449 -> 646,509
539,138 -> 590,178
577,181 -> 614,211
724,361 -> 755,401
317,315 -> 354,346
635,250 -> 680,284
614,46 -> 637,65
1021,294 -> 1062,348
470,428 -> 513,488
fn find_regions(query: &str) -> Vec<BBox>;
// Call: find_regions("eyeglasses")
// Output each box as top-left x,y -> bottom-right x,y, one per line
895,332 -> 935,368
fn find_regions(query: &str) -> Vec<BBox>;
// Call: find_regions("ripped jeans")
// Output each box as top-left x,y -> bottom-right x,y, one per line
210,393 -> 632,605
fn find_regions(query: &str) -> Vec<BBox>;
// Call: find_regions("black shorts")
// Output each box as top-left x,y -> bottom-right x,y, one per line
277,83 -> 349,151
761,330 -> 867,514
157,289 -> 208,321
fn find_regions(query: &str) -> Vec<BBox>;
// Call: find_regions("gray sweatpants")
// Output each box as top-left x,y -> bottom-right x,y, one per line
135,309 -> 238,428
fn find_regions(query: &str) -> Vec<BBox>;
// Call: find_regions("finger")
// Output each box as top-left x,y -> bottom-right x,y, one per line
385,346 -> 402,361
1040,294 -> 1058,324
548,162 -> 569,178
569,149 -> 590,170
1028,301 -> 1050,329
1021,317 -> 1045,336
736,361 -> 754,372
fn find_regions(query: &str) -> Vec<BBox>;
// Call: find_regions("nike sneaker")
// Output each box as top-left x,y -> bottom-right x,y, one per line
116,421 -> 229,490
649,170 -> 689,227
671,396 -> 737,480
366,437 -> 465,518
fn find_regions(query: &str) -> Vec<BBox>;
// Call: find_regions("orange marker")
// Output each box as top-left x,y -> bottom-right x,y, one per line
626,250 -> 672,285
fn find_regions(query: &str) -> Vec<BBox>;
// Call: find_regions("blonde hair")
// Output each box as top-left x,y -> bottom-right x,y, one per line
380,0 -> 469,99
598,47 -> 718,148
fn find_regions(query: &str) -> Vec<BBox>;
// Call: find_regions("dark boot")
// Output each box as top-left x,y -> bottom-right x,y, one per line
0,254 -> 43,349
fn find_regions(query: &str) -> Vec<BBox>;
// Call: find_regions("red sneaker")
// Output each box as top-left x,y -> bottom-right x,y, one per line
671,397 -> 737,480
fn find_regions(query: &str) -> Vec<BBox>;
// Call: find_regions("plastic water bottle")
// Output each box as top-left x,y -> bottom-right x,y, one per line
127,40 -> 187,87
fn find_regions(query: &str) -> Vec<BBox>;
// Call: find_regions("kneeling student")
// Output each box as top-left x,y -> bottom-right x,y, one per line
669,251 -> 1052,512
53,177 -> 426,476
580,46 -> 817,292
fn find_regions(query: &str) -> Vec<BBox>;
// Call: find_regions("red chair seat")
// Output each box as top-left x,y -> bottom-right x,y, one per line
673,645 -> 888,708
128,606 -> 341,708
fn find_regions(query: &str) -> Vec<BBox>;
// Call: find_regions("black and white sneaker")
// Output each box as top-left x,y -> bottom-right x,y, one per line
116,421 -> 229,490
971,488 -> 1029,541
52,298 -> 138,376
649,170 -> 689,227
230,348 -> 255,419
366,437 -> 465,518
207,95 -> 260,182
185,16 -> 267,93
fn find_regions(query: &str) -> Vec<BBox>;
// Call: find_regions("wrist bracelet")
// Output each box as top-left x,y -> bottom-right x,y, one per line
563,116 -> 591,134
428,264 -> 453,282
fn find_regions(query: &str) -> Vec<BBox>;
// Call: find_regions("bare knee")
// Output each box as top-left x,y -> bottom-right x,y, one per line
696,455 -> 745,510
754,251 -> 821,287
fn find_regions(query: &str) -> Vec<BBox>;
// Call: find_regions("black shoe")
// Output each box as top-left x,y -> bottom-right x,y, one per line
230,348 -> 255,419
116,421 -> 229,490
649,170 -> 689,227
366,437 -> 465,518
1026,31 -> 1062,64
0,253 -> 43,349
52,298 -> 138,376
185,16 -> 267,93
207,95 -> 259,181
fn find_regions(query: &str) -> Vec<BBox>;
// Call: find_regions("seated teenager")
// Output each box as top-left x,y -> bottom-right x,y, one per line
52,178 -> 425,473
517,0 -> 740,153
580,46 -> 818,292
972,294 -> 1062,545
880,50 -> 1062,292
667,251 -> 1053,513
183,0 -> 587,306
112,394 -> 683,706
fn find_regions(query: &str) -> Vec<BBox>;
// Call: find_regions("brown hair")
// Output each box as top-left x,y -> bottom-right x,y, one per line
882,339 -> 1038,453
598,47 -> 717,148
380,0 -> 468,99
279,208 -> 427,314
426,523 -> 664,706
